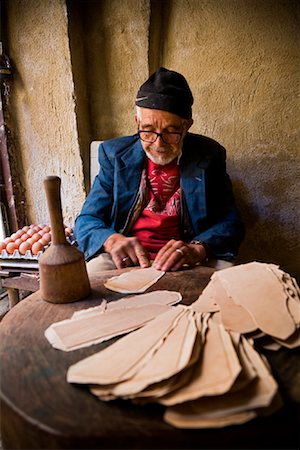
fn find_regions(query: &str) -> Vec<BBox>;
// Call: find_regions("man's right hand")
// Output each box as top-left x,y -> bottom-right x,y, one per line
103,234 -> 151,269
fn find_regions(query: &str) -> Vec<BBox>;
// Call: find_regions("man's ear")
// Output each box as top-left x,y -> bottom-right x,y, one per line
134,115 -> 139,126
185,118 -> 193,131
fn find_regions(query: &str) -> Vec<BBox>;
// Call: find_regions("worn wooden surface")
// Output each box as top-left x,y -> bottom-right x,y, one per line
0,265 -> 299,449
1,273 -> 39,308
1,274 -> 39,292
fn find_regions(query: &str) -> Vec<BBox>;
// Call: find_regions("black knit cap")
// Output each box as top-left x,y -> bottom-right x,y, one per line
135,67 -> 193,119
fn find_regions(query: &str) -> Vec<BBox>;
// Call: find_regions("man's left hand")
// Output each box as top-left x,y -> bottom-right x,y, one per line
152,239 -> 207,272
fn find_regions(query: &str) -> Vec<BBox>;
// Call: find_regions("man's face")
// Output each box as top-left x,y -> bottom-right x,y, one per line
135,108 -> 193,166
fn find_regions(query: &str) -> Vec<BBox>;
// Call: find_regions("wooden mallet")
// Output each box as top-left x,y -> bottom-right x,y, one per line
39,176 -> 91,303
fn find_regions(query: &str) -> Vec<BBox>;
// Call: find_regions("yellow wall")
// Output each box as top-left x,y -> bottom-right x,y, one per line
4,0 -> 300,278
5,0 -> 87,226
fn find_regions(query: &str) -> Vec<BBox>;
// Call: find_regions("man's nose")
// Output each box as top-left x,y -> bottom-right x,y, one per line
154,134 -> 165,146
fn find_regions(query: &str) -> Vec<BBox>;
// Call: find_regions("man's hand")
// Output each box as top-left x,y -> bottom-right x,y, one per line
103,234 -> 151,269
152,239 -> 207,272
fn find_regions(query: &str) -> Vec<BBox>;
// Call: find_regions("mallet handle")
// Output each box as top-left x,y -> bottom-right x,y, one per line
43,176 -> 67,245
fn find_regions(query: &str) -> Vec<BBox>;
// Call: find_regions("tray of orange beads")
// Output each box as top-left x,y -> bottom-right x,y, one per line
0,224 -> 74,270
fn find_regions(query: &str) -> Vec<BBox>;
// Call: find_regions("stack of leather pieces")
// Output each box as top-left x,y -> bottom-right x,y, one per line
45,262 -> 299,427
192,262 -> 300,350
66,306 -> 281,428
66,262 -> 299,428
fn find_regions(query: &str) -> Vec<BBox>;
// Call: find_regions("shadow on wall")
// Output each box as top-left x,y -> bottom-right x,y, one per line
232,154 -> 299,281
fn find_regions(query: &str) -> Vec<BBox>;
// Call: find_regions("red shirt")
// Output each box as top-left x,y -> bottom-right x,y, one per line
131,159 -> 181,259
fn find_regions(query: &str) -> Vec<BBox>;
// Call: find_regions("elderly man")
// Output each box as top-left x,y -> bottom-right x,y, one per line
75,67 -> 245,273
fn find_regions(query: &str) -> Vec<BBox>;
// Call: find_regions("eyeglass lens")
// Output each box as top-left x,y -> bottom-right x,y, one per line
138,131 -> 181,144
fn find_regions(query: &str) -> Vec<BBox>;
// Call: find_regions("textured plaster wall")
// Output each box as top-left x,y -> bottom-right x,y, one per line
70,0 -> 150,141
5,0 -> 86,226
158,0 -> 300,278
4,0 -> 300,279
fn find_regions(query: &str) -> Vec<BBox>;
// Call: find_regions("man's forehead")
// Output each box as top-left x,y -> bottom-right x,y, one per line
138,108 -> 183,126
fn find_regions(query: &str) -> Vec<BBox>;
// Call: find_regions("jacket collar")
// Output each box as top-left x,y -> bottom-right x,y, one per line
120,137 -> 145,169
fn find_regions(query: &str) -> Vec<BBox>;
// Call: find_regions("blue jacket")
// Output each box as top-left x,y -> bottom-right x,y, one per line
75,133 -> 245,261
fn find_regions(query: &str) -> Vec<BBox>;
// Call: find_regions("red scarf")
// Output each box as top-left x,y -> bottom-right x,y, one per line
131,159 -> 181,259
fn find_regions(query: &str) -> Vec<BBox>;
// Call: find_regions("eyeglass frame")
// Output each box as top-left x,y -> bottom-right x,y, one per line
137,130 -> 183,145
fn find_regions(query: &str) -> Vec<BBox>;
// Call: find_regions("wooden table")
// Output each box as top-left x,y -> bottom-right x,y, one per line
0,266 -> 299,449
0,271 -> 39,308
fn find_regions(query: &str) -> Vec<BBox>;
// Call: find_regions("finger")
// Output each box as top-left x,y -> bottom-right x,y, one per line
169,244 -> 204,270
175,248 -> 184,258
153,240 -> 177,268
111,249 -> 134,269
111,253 -> 130,269
170,260 -> 185,271
112,254 -> 125,269
132,242 -> 151,268
154,240 -> 185,270
112,237 -> 150,269
121,255 -> 132,267
137,252 -> 151,268
108,237 -> 136,268
161,249 -> 185,272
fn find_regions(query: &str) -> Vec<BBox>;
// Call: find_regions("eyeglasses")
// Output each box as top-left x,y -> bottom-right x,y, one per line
138,130 -> 182,144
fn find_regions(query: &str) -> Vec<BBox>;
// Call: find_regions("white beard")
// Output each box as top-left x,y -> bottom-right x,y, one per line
144,146 -> 181,166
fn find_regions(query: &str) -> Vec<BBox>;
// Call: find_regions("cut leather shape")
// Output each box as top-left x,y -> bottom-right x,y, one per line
159,318 -> 241,406
104,266 -> 165,293
45,291 -> 182,351
215,262 -> 297,340
67,306 -> 187,385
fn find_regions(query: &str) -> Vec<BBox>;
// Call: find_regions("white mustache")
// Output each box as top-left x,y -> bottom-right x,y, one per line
148,146 -> 170,153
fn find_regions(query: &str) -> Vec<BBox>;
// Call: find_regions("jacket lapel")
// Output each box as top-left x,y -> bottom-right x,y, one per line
180,151 -> 207,223
116,139 -> 145,191
113,140 -> 145,228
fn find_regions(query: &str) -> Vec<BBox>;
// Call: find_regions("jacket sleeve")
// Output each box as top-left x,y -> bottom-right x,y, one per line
187,144 -> 245,261
74,142 -> 118,261
194,205 -> 245,261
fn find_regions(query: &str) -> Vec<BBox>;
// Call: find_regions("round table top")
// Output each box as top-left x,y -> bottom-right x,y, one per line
0,265 -> 299,449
